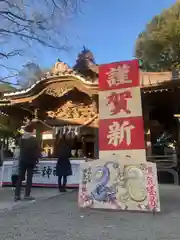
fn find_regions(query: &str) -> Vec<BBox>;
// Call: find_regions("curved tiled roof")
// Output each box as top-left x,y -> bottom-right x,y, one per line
0,61 -> 173,102
140,71 -> 172,87
1,61 -> 98,101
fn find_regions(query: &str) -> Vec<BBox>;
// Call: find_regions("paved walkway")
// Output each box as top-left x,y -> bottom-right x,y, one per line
0,187 -> 60,212
0,185 -> 180,240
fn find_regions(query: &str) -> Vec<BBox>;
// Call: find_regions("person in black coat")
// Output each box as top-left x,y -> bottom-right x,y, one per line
14,125 -> 40,201
0,142 -> 3,167
56,135 -> 72,192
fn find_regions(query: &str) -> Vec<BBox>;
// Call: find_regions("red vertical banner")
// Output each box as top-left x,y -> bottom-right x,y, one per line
99,60 -> 146,161
99,60 -> 139,90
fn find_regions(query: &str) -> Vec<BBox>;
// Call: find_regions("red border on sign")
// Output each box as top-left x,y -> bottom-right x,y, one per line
99,116 -> 145,151
99,59 -> 139,91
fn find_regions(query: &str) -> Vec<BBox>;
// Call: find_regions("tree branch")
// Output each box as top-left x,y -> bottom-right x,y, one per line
0,64 -> 19,72
0,0 -> 85,83
0,29 -> 69,50
0,74 -> 19,85
0,10 -> 43,24
0,50 -> 22,59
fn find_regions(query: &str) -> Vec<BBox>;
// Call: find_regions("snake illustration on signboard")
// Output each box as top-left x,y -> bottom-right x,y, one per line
90,161 -> 147,205
91,161 -> 118,202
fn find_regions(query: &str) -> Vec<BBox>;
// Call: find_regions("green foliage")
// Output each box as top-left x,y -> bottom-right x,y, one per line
0,83 -> 16,92
135,2 -> 180,71
0,115 -> 21,137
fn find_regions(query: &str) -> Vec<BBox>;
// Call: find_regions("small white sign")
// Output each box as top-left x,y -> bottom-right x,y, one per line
42,133 -> 53,140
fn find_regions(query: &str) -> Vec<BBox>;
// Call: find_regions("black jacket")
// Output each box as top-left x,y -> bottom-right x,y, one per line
19,133 -> 40,167
56,143 -> 72,177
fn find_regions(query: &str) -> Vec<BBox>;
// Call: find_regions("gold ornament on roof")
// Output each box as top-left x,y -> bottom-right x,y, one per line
52,61 -> 73,75
47,101 -> 97,120
45,86 -> 71,98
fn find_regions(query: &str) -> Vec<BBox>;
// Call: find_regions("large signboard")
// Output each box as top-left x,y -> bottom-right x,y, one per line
78,60 -> 160,212
78,159 -> 160,211
99,60 -> 146,160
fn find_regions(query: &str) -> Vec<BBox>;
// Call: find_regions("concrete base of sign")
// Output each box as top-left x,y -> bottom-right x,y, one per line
78,158 -> 160,212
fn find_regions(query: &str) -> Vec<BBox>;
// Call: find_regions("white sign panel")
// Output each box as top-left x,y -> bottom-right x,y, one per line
0,160 -> 84,187
79,159 -> 160,212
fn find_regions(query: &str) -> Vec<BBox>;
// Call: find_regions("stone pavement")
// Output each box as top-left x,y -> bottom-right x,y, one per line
0,185 -> 180,240
0,187 -> 60,212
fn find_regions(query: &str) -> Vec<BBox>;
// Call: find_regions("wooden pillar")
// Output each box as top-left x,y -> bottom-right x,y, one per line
173,87 -> 180,161
142,93 -> 152,156
36,127 -> 42,143
34,109 -> 42,145
94,128 -> 99,159
176,119 -> 180,158
92,94 -> 99,159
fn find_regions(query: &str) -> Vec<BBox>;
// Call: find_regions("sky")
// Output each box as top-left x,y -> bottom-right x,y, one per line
38,0 -> 177,67
1,0 -> 177,78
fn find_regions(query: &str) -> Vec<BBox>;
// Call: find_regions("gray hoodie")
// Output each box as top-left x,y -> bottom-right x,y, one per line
12,146 -> 20,176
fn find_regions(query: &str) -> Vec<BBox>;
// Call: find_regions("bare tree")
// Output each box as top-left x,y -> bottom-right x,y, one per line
0,0 -> 85,84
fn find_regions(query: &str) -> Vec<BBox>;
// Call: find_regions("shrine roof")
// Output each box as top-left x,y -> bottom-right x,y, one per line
0,60 -> 175,105
0,61 -> 98,104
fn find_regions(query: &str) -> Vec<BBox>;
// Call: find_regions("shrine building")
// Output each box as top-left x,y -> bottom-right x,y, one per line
0,49 -> 179,162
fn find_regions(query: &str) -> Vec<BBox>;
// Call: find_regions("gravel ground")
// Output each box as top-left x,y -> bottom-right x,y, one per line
0,185 -> 180,240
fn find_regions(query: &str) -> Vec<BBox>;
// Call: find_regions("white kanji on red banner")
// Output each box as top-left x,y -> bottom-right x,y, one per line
107,90 -> 132,115
106,64 -> 132,87
107,121 -> 135,146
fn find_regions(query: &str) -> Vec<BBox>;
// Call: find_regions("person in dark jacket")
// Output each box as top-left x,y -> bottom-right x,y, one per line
0,142 -> 3,167
56,135 -> 72,192
14,125 -> 40,201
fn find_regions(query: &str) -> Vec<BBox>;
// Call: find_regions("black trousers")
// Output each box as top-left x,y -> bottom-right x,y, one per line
15,164 -> 33,197
58,175 -> 67,190
11,175 -> 18,187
